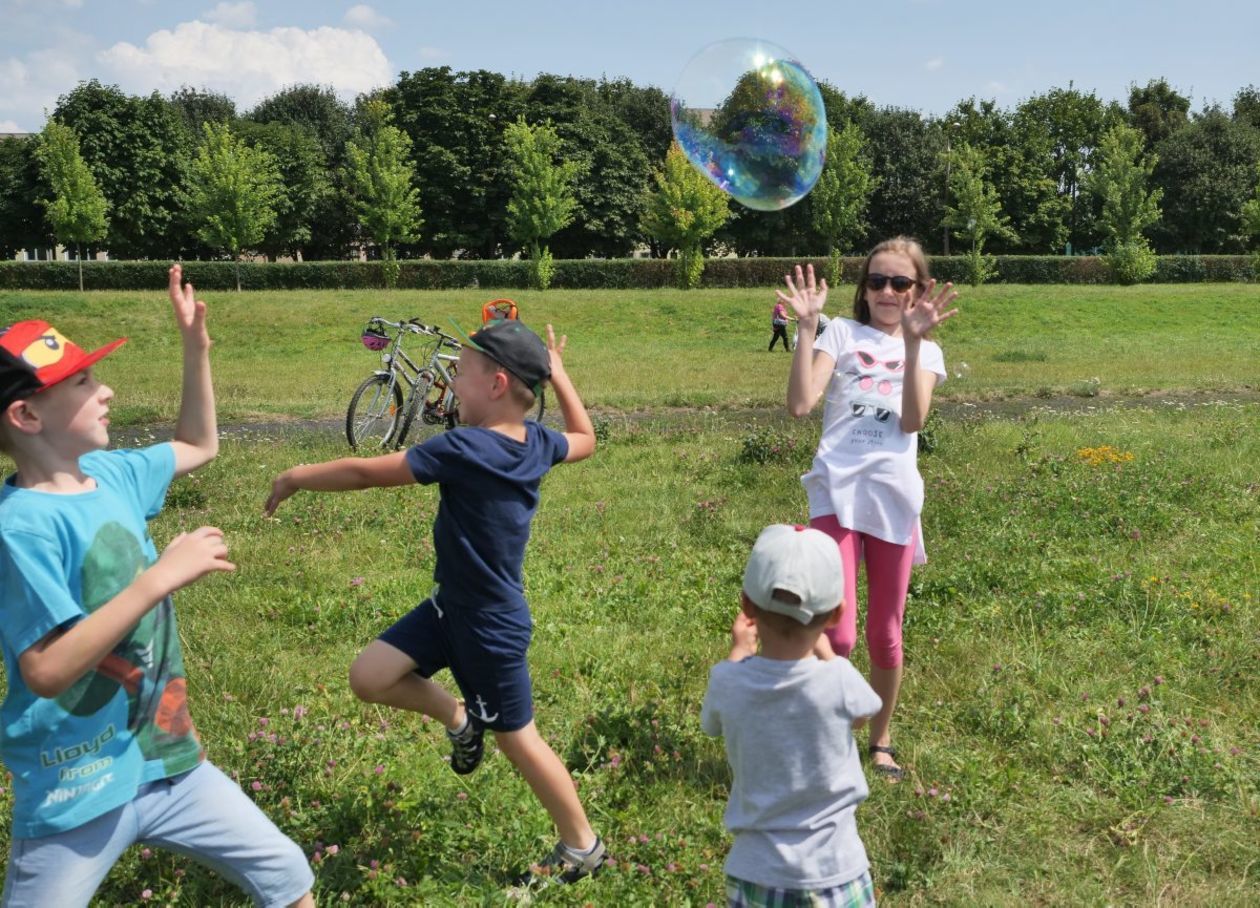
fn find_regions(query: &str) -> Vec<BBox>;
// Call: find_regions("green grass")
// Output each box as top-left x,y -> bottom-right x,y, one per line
1,283 -> 1257,422
0,286 -> 1257,905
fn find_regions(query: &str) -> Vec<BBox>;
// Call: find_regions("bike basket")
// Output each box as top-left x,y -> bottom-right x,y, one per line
361,329 -> 390,351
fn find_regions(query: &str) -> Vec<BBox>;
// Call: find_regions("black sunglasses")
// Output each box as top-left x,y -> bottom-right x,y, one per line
865,273 -> 919,293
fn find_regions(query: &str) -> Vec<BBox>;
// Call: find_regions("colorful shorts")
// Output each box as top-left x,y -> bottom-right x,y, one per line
726,871 -> 875,908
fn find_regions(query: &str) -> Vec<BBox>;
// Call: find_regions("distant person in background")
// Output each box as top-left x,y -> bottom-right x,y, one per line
769,299 -> 795,352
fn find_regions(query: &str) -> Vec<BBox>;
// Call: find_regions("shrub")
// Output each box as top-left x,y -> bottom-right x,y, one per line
1105,241 -> 1158,285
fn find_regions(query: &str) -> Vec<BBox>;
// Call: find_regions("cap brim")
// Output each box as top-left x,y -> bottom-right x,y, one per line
38,337 -> 127,388
447,319 -> 484,352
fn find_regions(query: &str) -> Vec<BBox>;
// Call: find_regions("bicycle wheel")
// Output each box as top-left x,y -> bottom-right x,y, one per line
395,374 -> 448,448
346,374 -> 403,450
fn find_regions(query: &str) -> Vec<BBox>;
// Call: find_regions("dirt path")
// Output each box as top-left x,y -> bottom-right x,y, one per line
112,390 -> 1259,447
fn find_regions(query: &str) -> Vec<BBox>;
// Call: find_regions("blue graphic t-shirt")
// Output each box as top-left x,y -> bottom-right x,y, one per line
405,422 -> 568,610
0,444 -> 204,839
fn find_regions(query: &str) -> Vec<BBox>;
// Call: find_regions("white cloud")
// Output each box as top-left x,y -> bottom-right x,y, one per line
0,120 -> 24,133
925,57 -> 944,72
98,21 -> 393,111
203,2 -> 257,29
0,46 -> 85,131
344,4 -> 392,31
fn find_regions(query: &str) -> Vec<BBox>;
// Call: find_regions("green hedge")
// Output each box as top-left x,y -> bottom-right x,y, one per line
1,255 -> 1255,291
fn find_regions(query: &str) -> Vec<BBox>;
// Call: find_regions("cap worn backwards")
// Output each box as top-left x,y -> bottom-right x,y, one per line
456,319 -> 550,394
743,524 -> 845,625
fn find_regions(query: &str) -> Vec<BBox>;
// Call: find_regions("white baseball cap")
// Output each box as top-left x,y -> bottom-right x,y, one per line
743,524 -> 845,625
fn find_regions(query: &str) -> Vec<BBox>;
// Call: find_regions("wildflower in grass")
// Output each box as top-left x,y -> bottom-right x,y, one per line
350,576 -> 365,587
140,890 -> 152,901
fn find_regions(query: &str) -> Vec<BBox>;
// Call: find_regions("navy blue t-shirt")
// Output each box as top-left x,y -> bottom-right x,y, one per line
405,423 -> 568,610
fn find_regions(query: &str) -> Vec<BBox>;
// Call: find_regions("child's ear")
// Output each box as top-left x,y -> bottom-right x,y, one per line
5,400 -> 40,436
739,592 -> 757,619
823,605 -> 842,629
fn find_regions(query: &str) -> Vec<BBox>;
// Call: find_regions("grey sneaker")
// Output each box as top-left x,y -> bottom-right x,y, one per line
446,721 -> 484,775
515,836 -> 606,887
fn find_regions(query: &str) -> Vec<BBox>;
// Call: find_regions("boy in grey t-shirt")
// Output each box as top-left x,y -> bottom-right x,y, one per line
702,524 -> 883,908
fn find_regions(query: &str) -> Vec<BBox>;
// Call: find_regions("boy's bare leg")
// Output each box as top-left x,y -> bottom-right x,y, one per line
494,722 -> 595,850
349,640 -> 465,730
289,894 -> 315,908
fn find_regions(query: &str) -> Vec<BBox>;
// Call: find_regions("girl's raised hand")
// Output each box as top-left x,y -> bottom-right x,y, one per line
902,279 -> 959,340
775,263 -> 828,321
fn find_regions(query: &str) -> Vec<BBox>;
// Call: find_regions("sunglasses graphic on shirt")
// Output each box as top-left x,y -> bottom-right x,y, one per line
851,403 -> 893,422
855,351 -> 904,371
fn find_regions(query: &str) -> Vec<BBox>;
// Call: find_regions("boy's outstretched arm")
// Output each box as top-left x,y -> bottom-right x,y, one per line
264,452 -> 413,517
167,264 -> 218,477
545,324 -> 595,463
18,527 -> 234,698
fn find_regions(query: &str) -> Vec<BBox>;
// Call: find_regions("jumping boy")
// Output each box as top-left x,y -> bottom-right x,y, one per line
264,319 -> 604,886
702,524 -> 883,908
0,266 -> 314,907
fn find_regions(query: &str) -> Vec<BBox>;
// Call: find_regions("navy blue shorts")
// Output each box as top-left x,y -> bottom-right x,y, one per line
378,596 -> 534,733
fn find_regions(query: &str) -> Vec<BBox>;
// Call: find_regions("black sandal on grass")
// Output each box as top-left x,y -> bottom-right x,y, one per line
868,744 -> 904,782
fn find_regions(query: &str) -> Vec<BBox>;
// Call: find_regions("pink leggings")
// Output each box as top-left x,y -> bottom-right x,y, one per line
809,515 -> 916,669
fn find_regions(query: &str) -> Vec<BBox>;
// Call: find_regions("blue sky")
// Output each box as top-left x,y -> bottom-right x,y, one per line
2,0 -> 1257,133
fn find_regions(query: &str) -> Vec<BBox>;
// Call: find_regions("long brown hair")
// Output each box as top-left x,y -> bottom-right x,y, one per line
852,236 -> 930,325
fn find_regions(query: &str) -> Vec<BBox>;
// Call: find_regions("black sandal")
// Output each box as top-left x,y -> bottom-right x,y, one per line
868,744 -> 904,782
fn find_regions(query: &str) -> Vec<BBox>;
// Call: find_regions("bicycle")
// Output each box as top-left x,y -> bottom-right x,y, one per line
346,317 -> 544,452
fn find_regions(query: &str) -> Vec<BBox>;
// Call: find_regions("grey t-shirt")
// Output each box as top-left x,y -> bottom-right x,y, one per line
701,655 -> 882,889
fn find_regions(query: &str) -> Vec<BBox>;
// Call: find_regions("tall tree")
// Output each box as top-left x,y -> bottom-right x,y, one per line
237,120 -> 331,261
1127,79 -> 1190,147
641,142 -> 730,289
169,86 -> 237,136
858,107 -> 943,251
345,100 -> 423,286
34,121 -> 109,290
0,136 -> 53,260
503,117 -> 579,290
187,122 -> 281,290
1151,108 -> 1260,252
1232,85 -> 1260,131
1240,161 -> 1260,259
942,142 -> 1017,285
248,84 -> 357,258
1013,86 -> 1118,252
53,80 -> 190,259
384,67 -> 524,258
811,122 -> 877,279
1087,123 -> 1162,282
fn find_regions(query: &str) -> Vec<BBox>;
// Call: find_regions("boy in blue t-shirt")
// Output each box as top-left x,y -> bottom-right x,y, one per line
265,319 -> 604,887
0,266 -> 313,907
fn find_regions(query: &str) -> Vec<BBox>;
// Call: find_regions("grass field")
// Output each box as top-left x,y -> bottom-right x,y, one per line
0,285 -> 1256,906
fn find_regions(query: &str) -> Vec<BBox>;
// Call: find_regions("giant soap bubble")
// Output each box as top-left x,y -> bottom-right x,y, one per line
670,38 -> 827,211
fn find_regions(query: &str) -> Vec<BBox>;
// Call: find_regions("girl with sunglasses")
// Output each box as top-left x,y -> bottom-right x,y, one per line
782,237 -> 958,781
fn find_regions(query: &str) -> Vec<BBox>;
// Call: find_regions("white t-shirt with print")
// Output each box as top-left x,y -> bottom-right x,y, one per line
801,318 -> 945,562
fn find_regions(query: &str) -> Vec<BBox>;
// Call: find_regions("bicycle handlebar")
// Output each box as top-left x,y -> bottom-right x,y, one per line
365,317 -> 462,346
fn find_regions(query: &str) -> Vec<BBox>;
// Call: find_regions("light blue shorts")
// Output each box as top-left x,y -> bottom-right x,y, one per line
1,760 -> 313,908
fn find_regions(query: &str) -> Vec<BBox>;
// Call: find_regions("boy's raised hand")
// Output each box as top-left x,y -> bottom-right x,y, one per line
545,324 -> 567,375
169,264 -> 210,348
153,526 -> 235,593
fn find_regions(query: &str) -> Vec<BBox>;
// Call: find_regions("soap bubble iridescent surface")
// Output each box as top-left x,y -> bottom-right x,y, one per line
670,38 -> 827,211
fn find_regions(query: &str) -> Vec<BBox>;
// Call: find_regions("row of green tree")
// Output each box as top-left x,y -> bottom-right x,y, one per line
4,73 -> 1260,285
